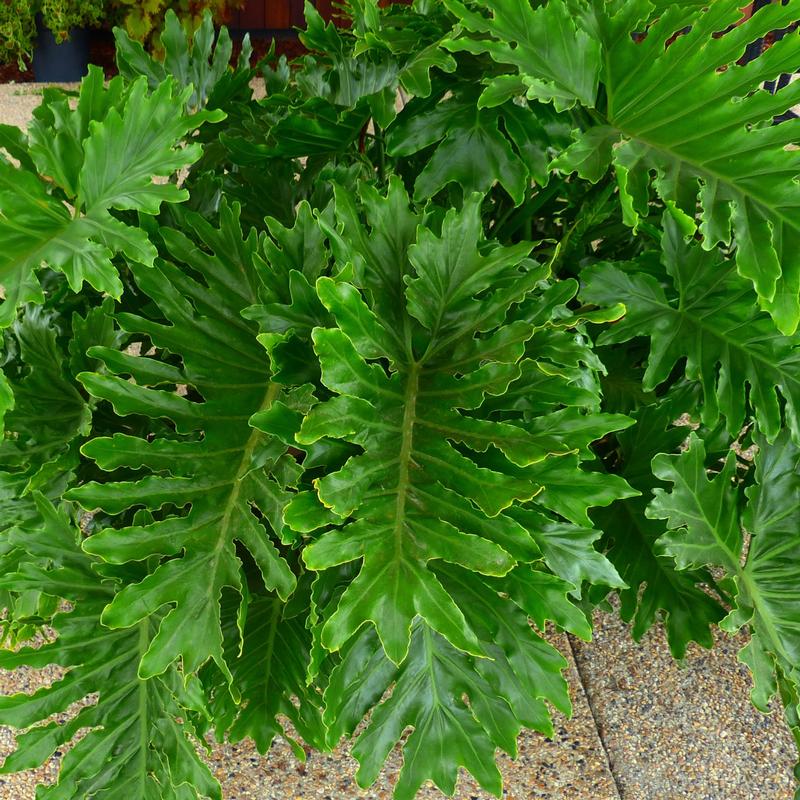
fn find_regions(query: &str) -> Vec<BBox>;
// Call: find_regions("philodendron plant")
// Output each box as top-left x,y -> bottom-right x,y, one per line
1,2 -> 800,798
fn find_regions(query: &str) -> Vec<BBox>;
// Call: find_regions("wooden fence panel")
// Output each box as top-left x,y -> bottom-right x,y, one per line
263,3 -> 291,27
233,0 -> 332,29
234,2 -> 265,29
231,0 -> 409,31
290,0 -> 307,25
314,0 -> 334,21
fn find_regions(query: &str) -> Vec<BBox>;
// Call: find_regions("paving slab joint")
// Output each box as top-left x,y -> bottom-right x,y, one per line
566,634 -> 625,800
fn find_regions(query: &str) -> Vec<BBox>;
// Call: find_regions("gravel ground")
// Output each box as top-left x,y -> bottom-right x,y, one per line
572,611 -> 797,800
0,84 -> 73,129
1,80 -> 799,799
0,633 -> 620,800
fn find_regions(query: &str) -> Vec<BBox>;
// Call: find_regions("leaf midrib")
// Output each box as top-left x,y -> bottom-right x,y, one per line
136,619 -> 150,799
666,469 -> 796,667
620,277 -> 800,393
739,568 -> 794,670
207,382 -> 280,623
606,117 -> 800,243
393,362 -> 420,564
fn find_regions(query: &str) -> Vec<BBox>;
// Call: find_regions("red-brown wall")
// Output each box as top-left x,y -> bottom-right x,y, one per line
231,0 -> 330,29
231,0 -> 410,29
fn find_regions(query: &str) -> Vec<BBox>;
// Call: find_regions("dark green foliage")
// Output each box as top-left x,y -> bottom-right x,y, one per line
2,3 -> 800,799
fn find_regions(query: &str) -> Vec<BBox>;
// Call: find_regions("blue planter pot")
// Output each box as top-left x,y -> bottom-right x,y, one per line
32,15 -> 90,82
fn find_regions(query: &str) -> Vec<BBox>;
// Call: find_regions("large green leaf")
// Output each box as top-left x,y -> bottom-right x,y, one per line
591,402 -> 725,658
300,2 -> 400,111
0,301 -> 118,644
0,68 -> 222,326
453,0 -> 800,333
582,217 -> 800,443
0,307 -> 89,469
324,567 -> 573,800
67,204 -> 297,681
260,181 -> 633,668
0,465 -> 74,646
205,590 -> 327,758
115,9 -> 253,113
442,0 -> 600,110
346,0 -> 458,98
597,0 -> 800,333
386,88 -> 556,203
0,495 -> 220,800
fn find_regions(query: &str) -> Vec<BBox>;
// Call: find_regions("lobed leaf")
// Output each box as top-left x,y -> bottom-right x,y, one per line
276,185 -> 632,669
582,217 -> 800,443
0,68 -> 222,326
647,431 -> 800,745
68,204 -> 297,681
0,495 -> 220,800
325,567 -> 572,800
459,0 -> 800,332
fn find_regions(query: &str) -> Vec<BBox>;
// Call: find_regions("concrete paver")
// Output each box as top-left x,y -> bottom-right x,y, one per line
571,611 -> 796,800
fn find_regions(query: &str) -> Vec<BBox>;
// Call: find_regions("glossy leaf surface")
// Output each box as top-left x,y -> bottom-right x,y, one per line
69,204 -> 297,681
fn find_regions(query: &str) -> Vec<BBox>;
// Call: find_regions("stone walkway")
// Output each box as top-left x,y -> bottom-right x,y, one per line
0,83 -> 797,799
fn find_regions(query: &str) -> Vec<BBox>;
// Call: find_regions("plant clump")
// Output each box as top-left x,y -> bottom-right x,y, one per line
1,2 -> 799,799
